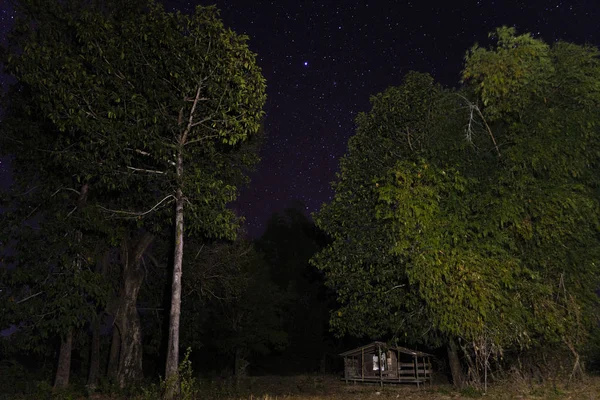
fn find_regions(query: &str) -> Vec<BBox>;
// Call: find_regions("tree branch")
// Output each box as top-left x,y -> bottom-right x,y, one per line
180,84 -> 203,145
126,166 -> 166,174
16,291 -> 44,304
97,194 -> 176,218
456,94 -> 501,157
125,148 -> 176,166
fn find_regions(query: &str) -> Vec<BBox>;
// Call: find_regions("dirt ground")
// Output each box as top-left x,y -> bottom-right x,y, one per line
208,374 -> 600,400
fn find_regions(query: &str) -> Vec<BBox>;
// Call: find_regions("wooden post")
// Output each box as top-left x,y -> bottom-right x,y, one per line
397,348 -> 400,381
429,356 -> 433,386
415,355 -> 420,388
361,348 -> 364,381
378,344 -> 383,388
344,356 -> 348,384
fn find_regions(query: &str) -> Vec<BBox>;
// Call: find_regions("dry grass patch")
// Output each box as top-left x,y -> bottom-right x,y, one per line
214,374 -> 600,400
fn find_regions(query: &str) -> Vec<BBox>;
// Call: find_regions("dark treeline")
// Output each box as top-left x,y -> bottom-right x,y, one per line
1,0 -> 600,399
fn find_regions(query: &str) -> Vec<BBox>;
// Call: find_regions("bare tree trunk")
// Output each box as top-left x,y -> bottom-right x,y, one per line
106,233 -> 154,388
116,232 -> 154,388
448,338 -> 464,389
165,152 -> 185,399
54,328 -> 73,389
164,87 -> 201,399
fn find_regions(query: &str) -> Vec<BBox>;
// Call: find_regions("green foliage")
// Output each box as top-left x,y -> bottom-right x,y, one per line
313,27 -> 600,383
3,0 -> 266,238
375,160 -> 522,343
463,27 -> 555,120
460,386 -> 484,398
0,185 -> 111,354
312,71 -> 461,344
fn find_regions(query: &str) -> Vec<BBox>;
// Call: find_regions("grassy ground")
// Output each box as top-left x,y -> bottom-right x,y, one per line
5,374 -> 600,399
191,374 -> 600,400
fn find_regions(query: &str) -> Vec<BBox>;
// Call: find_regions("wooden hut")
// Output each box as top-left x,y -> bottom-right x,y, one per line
339,341 -> 433,387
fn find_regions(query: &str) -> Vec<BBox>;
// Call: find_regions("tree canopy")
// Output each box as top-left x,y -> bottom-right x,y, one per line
313,27 -> 600,385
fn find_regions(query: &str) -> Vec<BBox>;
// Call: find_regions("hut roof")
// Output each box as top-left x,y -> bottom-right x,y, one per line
339,341 -> 433,358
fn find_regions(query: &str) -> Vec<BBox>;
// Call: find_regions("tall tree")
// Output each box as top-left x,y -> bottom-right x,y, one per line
313,29 -> 600,387
0,82 -> 112,388
312,71 -> 457,343
460,27 -> 600,380
256,205 -> 333,373
3,1 -> 266,394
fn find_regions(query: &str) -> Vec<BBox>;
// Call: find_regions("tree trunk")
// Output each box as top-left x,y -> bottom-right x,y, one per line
320,353 -> 327,374
448,338 -> 464,389
87,319 -> 101,388
165,152 -> 185,399
234,347 -> 249,387
107,324 -> 121,381
54,184 -> 89,390
88,251 -> 109,389
108,232 -> 154,388
54,328 -> 73,389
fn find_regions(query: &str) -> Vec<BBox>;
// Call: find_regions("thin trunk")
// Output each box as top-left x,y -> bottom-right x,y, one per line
165,151 -> 185,399
164,88 -> 199,399
447,338 -> 464,389
54,328 -> 73,389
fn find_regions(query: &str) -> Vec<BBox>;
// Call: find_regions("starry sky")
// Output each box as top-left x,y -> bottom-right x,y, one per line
2,1 -> 600,236
0,2 -> 15,193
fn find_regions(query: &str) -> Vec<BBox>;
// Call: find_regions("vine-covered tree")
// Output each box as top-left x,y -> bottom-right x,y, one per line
313,28 -> 600,387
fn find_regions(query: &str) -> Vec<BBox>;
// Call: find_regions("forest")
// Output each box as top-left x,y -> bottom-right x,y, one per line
1,0 -> 600,399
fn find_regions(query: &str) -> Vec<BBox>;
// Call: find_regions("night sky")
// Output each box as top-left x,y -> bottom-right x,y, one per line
2,1 -> 600,236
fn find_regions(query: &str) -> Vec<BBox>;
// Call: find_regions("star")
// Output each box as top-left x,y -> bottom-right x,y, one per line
5,0 -> 599,237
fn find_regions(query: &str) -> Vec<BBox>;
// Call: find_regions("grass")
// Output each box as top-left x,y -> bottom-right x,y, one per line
3,374 -> 600,399
194,374 -> 600,400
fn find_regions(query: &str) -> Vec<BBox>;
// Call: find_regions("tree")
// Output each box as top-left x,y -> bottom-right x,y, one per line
107,231 -> 154,388
3,1 -> 266,393
0,82 -> 112,388
0,181 -> 111,388
313,29 -> 600,387
256,205 -> 333,373
312,71 -> 457,343
460,27 -> 600,381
